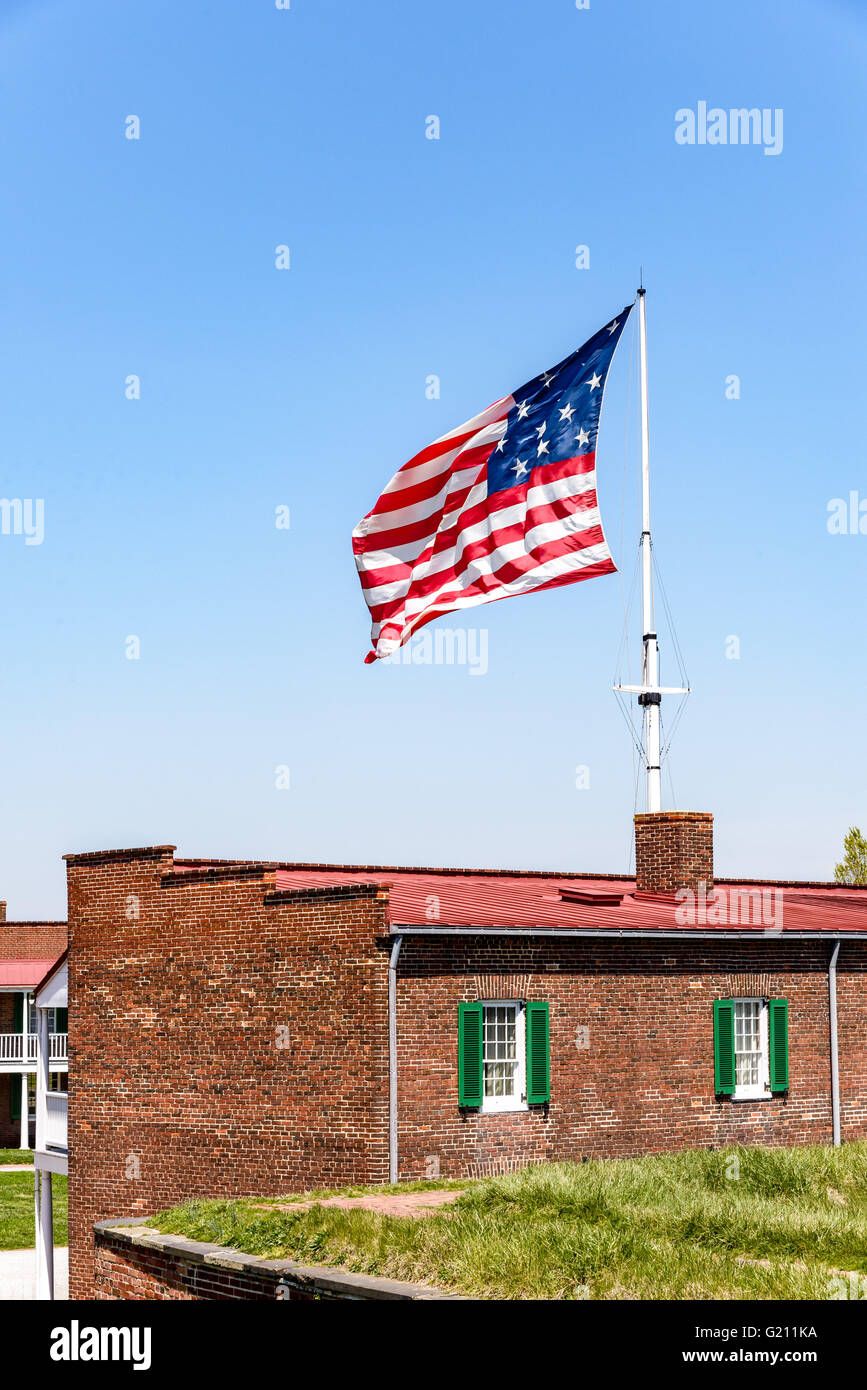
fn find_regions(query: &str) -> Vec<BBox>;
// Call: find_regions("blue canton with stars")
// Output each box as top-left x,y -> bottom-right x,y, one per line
486,306 -> 632,496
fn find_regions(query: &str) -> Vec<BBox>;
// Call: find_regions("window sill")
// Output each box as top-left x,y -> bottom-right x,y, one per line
479,1103 -> 529,1116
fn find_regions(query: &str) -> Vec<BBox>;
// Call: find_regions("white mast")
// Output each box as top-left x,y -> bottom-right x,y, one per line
637,288 -> 661,813
614,285 -> 687,812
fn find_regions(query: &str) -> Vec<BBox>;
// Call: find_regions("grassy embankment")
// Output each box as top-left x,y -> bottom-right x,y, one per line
151,1141 -> 867,1300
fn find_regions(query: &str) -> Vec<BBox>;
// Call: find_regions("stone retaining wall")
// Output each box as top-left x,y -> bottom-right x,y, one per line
93,1219 -> 462,1300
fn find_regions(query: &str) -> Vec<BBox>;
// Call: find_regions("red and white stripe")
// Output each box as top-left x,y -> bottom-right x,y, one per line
353,395 -> 615,662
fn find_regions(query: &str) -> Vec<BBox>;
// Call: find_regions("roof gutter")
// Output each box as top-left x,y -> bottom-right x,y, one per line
829,940 -> 841,1147
391,925 -> 867,942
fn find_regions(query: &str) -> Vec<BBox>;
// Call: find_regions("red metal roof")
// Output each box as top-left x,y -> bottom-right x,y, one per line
0,959 -> 60,987
271,867 -> 867,935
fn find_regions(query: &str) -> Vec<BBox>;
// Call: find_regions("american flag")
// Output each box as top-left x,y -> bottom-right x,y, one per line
353,306 -> 632,663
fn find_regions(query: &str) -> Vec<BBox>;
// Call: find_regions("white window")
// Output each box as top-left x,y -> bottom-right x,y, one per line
733,997 -> 770,1100
25,1071 -> 67,1119
481,1001 -> 527,1113
28,1001 -> 62,1034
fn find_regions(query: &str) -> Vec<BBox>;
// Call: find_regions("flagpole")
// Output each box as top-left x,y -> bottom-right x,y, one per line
637,287 -> 661,813
614,288 -> 688,810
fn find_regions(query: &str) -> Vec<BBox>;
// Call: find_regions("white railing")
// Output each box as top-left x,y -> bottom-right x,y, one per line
0,1032 -> 36,1063
0,1033 -> 68,1064
43,1092 -> 68,1152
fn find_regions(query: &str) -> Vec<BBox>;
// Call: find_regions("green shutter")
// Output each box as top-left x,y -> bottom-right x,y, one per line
13,993 -> 23,1033
525,1001 -> 550,1104
713,1000 -> 736,1095
458,1002 -> 483,1107
769,998 -> 789,1092
55,1008 -> 68,1034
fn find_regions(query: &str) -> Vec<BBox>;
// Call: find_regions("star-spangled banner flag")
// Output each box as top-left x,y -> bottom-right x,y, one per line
353,305 -> 633,663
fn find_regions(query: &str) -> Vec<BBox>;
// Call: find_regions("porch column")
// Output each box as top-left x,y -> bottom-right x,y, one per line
18,992 -> 30,1149
36,1007 -> 50,1156
19,1071 -> 28,1150
35,1170 -> 54,1300
33,1169 -> 40,1295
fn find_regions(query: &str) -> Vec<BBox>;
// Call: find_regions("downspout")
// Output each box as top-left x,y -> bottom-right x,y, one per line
388,935 -> 403,1184
829,940 -> 841,1148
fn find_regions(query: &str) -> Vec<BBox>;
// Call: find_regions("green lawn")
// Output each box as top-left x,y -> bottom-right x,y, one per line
151,1142 -> 867,1300
0,1173 -> 67,1249
0,1149 -> 33,1166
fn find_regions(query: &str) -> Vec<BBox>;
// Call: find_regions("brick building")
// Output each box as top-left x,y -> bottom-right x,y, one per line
0,904 -> 67,1149
62,812 -> 867,1299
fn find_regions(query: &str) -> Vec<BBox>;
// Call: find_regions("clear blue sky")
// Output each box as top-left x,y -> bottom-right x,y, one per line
1,0 -> 864,917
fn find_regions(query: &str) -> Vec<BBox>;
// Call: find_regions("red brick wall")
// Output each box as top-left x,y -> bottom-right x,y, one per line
394,936 -> 867,1179
836,961 -> 867,1136
634,812 -> 714,894
66,848 -> 391,1299
0,922 -> 66,959
92,1233 -> 306,1300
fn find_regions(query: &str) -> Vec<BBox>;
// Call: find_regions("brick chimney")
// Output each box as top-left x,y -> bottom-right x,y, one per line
634,812 -> 713,895
0,900 -> 6,923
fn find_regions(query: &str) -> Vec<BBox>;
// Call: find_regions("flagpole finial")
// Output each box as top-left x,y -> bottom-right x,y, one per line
638,266 -> 645,295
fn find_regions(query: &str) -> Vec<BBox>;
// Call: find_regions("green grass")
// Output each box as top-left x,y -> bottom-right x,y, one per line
0,1172 -> 67,1249
0,1149 -> 33,1166
151,1142 -> 867,1300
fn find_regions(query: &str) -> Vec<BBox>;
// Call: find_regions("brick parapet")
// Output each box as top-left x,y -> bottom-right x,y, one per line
92,1220 -> 462,1300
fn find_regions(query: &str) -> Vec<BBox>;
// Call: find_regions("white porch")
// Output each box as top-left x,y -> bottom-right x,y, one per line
1,987 -> 67,1150
33,957 -> 68,1301
0,1032 -> 68,1068
40,1092 -> 68,1156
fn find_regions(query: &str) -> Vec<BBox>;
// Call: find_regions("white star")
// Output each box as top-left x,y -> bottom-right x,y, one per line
536,438 -> 549,457
535,421 -> 547,438
496,436 -> 507,452
516,400 -> 530,420
575,427 -> 590,449
559,401 -> 575,423
607,319 -> 619,335
586,372 -> 602,391
513,459 -> 529,480
542,371 -> 555,387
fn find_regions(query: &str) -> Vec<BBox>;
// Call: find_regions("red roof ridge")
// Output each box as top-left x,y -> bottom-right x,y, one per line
267,860 -> 633,882
0,919 -> 67,927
